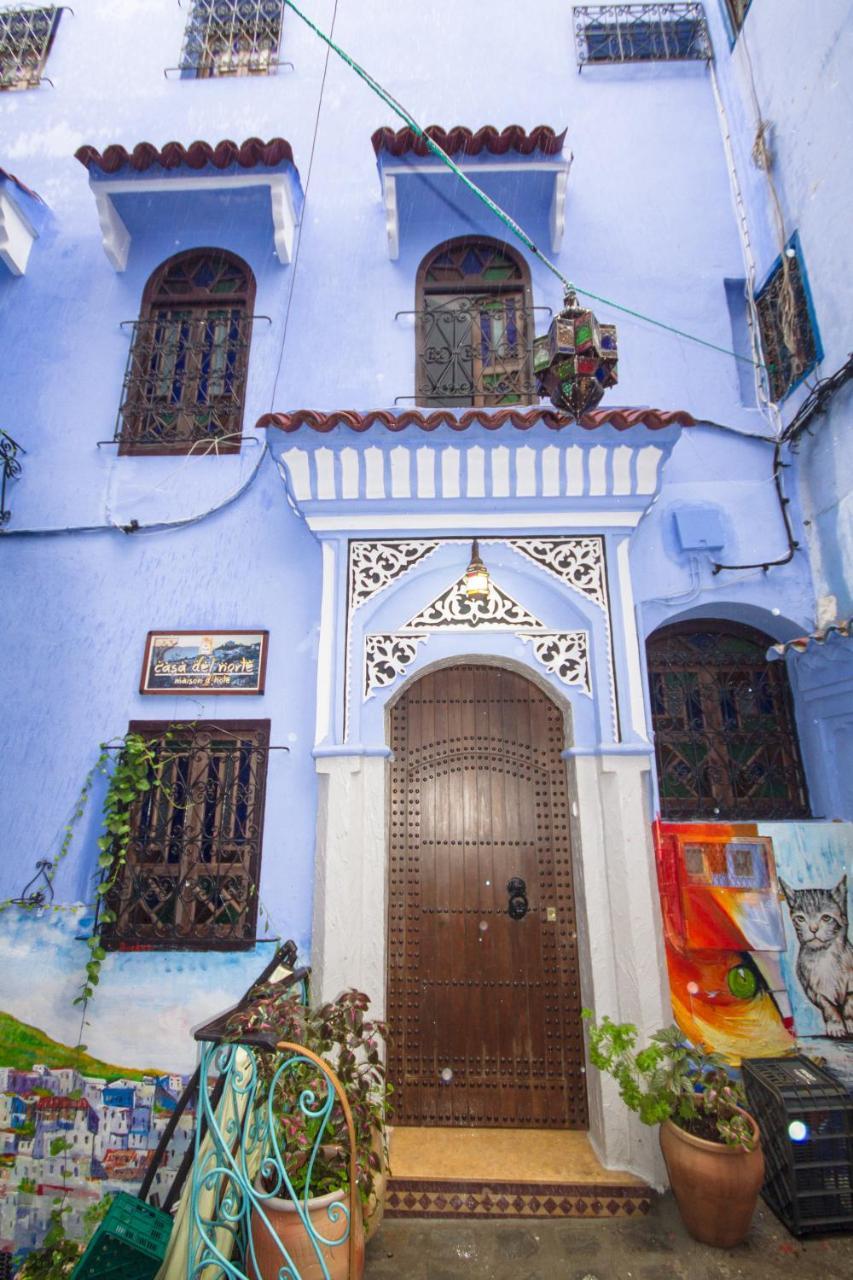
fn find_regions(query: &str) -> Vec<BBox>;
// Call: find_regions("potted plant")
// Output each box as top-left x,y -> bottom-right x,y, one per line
582,1012 -> 763,1248
225,986 -> 390,1280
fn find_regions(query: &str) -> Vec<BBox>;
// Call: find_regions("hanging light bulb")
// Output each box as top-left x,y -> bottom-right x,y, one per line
464,539 -> 490,598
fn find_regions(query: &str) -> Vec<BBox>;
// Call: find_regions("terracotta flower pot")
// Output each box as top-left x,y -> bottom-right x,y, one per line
247,1186 -> 365,1280
363,1130 -> 388,1243
659,1109 -> 764,1248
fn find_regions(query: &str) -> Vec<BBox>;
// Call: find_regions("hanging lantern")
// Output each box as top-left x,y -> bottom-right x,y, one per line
464,539 -> 490,598
533,289 -> 618,419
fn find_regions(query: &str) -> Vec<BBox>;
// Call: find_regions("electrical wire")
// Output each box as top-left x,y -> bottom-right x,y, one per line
281,0 -> 766,370
709,355 -> 853,574
0,441 -> 269,538
270,0 -> 340,409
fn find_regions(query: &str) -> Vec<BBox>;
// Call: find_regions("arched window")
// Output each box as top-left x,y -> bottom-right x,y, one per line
118,249 -> 256,455
416,237 -> 534,408
646,621 -> 810,821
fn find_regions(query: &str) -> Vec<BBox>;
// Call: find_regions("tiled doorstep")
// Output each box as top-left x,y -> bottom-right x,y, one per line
385,1128 -> 653,1220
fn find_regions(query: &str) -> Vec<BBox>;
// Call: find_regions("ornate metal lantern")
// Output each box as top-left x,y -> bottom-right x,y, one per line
464,539 -> 490,598
533,290 -> 618,418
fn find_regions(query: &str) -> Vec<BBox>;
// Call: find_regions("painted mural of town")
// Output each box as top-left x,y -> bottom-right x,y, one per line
0,1032 -> 192,1259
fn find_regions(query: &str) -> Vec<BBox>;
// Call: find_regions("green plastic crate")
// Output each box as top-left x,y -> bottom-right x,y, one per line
71,1192 -> 172,1280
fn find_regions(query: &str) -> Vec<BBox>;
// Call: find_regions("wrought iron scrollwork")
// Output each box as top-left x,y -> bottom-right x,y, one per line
189,1039 -> 358,1280
10,859 -> 54,909
0,5 -> 59,90
180,0 -> 286,79
574,4 -> 712,66
0,429 -> 24,527
647,623 -> 810,821
100,722 -> 270,950
412,300 -> 538,407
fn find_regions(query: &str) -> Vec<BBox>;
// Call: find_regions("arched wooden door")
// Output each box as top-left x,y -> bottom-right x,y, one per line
387,664 -> 587,1128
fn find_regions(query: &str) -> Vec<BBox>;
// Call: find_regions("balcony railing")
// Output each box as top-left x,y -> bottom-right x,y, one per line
403,300 -> 545,408
116,311 -> 253,454
573,4 -> 712,66
0,429 -> 24,527
0,5 -> 59,89
180,0 -> 285,78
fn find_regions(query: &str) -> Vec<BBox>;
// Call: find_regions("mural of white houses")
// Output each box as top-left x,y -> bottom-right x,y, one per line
0,0 -> 852,1264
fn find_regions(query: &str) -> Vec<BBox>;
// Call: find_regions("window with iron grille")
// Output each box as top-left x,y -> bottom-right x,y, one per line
0,5 -> 60,90
180,0 -> 285,78
573,4 -> 712,65
414,238 -> 536,408
755,242 -> 821,401
722,0 -> 752,36
647,622 -> 810,822
101,721 -> 270,951
117,249 -> 256,455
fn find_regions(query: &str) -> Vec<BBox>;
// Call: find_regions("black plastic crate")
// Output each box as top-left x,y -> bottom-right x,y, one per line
743,1055 -> 853,1237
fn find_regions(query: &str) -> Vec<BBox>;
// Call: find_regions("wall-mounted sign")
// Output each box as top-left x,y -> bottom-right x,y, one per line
140,631 -> 268,695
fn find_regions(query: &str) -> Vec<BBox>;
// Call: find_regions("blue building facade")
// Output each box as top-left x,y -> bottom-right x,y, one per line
1,0 -> 851,1258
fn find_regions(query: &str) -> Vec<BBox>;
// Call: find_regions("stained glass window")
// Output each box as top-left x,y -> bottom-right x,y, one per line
416,238 -> 535,408
117,250 -> 255,455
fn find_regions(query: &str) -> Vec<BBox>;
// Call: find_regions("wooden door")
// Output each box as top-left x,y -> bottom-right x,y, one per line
387,665 -> 587,1128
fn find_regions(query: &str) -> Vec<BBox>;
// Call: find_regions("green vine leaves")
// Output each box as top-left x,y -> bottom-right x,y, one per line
73,732 -> 165,1010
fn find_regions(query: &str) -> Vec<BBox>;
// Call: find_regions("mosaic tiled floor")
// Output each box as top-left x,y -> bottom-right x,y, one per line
386,1128 -> 653,1219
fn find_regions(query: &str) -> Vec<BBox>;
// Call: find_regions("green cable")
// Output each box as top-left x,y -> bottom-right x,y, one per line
283,0 -> 766,370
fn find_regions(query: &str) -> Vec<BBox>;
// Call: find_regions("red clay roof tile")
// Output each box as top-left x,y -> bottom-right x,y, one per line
258,408 -> 694,433
371,125 -> 567,159
74,138 -> 295,175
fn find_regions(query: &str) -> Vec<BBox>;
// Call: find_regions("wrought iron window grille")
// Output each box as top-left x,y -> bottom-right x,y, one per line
755,246 -> 822,401
647,623 -> 810,823
401,301 -> 547,408
116,312 -> 259,454
100,721 -> 273,951
179,0 -> 285,78
0,4 -> 60,89
573,4 -> 712,66
0,429 -> 24,527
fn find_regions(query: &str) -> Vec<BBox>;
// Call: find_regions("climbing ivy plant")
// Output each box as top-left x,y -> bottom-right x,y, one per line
73,731 -> 165,1008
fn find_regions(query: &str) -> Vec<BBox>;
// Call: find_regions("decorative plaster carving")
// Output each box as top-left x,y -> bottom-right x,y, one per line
365,633 -> 428,697
349,540 -> 440,610
405,577 -> 544,630
519,631 -> 591,693
509,537 -> 607,610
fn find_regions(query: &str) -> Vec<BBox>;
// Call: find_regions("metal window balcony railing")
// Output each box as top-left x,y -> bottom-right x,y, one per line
180,0 -> 285,78
0,5 -> 59,89
116,311 -> 253,454
0,429 -> 24,526
400,301 -> 548,408
573,4 -> 712,66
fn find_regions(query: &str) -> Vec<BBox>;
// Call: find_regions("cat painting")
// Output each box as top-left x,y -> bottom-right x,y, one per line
779,875 -> 853,1038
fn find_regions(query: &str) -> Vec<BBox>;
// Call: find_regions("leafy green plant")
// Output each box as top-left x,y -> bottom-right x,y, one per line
582,1011 -> 757,1149
16,1195 -> 112,1280
75,731 -> 166,1009
226,986 -> 391,1208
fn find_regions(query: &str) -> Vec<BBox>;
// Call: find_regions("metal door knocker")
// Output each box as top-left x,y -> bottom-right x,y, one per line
507,877 -> 529,920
